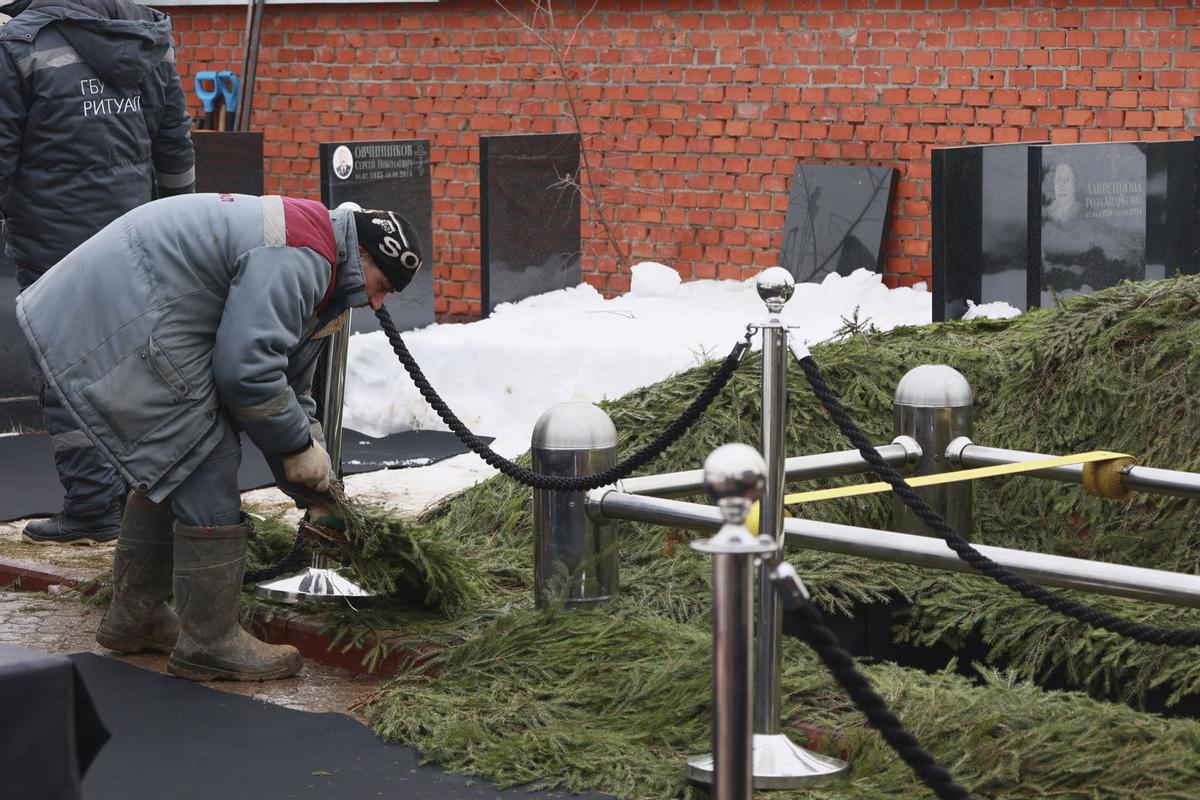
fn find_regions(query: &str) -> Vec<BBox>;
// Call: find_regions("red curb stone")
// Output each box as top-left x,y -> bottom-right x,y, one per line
1,557 -> 427,678
0,557 -> 92,594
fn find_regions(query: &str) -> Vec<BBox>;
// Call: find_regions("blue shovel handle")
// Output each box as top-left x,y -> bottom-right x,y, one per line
194,71 -> 218,129
217,71 -> 240,115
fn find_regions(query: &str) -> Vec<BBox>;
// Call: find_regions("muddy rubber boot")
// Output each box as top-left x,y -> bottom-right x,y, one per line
167,520 -> 302,682
96,493 -> 180,654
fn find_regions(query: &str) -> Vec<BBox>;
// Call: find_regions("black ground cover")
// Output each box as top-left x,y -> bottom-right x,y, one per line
0,429 -> 486,522
73,652 -> 609,800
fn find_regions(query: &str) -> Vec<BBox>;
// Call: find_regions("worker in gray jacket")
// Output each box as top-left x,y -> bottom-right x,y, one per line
18,193 -> 423,681
1,0 -> 195,545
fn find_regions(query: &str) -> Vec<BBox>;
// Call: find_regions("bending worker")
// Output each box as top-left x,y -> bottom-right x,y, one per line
17,193 -> 423,681
1,0 -> 196,545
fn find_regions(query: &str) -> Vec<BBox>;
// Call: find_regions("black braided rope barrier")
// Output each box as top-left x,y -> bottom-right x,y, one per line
244,535 -> 309,585
775,582 -> 973,799
375,306 -> 751,492
798,354 -> 1200,648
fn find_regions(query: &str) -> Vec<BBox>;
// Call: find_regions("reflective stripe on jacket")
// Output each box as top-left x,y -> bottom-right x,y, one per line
0,0 -> 195,280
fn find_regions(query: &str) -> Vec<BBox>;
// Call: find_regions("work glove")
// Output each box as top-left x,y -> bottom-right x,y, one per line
282,438 -> 332,493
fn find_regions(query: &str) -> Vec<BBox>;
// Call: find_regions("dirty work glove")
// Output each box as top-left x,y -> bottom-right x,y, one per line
282,439 -> 331,493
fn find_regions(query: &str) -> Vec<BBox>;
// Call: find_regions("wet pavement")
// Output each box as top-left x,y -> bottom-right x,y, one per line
0,518 -> 114,578
0,591 -> 383,720
1,513 -> 385,721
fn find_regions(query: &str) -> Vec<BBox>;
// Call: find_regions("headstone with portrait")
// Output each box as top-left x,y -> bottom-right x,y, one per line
1028,142 -> 1144,307
931,142 -> 1045,320
1028,141 -> 1199,308
479,133 -> 581,315
779,163 -> 897,284
319,140 -> 434,332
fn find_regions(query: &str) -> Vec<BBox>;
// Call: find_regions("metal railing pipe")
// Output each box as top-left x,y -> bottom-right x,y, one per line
950,441 -> 1086,482
587,489 -> 1200,609
1120,465 -> 1200,499
951,440 -> 1200,501
614,438 -> 920,499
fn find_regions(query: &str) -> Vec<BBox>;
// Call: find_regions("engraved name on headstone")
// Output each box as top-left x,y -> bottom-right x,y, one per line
779,163 -> 897,284
1028,142 -> 1148,308
320,139 -> 434,332
479,133 -> 581,315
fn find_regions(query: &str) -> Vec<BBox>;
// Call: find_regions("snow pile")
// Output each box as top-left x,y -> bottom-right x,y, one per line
629,261 -> 681,297
962,299 -> 1022,320
343,268 -> 931,457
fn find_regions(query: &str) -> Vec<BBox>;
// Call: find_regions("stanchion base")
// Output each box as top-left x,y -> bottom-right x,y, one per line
686,733 -> 849,789
254,567 -> 376,605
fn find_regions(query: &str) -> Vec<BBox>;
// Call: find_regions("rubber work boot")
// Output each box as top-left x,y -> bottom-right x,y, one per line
23,510 -> 120,546
167,520 -> 302,682
95,493 -> 180,654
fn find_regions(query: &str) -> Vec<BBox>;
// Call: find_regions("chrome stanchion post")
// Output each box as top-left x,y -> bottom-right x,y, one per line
532,402 -> 618,608
755,267 -> 791,745
689,268 -> 846,788
256,311 -> 376,604
686,444 -> 775,800
891,365 -> 973,537
754,269 -> 846,785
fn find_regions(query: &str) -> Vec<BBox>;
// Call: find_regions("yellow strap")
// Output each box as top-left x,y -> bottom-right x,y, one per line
782,450 -> 1135,506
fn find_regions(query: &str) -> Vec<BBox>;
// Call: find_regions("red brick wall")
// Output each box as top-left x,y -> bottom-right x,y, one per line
169,1 -> 1200,320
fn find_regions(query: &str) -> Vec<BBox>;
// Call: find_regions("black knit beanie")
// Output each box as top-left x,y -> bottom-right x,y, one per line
352,209 -> 423,293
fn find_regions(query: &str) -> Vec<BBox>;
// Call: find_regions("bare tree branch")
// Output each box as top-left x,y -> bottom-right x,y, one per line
495,0 -> 631,270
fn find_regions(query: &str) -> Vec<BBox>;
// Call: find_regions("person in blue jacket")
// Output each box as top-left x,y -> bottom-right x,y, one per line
19,194 -> 423,680
0,0 -> 196,544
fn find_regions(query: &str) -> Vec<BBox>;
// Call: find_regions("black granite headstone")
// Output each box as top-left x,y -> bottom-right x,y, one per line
931,143 -> 1045,320
479,133 -> 581,315
779,163 -> 897,284
320,140 -> 434,333
0,220 -> 38,430
1028,142 -> 1150,307
1145,139 -> 1199,280
1195,135 -> 1200,270
193,131 -> 263,195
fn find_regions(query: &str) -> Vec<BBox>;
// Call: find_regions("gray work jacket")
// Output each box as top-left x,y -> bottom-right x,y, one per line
17,193 -> 368,501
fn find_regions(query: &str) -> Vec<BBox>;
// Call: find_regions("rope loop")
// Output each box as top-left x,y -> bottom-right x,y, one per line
375,306 -> 751,492
779,585 -> 974,799
796,354 -> 1200,648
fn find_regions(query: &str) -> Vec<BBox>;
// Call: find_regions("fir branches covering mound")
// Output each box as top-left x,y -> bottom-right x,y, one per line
356,276 -> 1200,797
317,486 -> 485,616
367,609 -> 1200,799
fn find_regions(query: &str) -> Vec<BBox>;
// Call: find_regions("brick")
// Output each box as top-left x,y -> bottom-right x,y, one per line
1154,109 -> 1185,127
165,4 -> 1200,311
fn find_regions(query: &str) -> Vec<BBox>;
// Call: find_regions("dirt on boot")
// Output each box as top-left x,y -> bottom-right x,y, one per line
168,519 -> 301,681
95,493 -> 179,654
